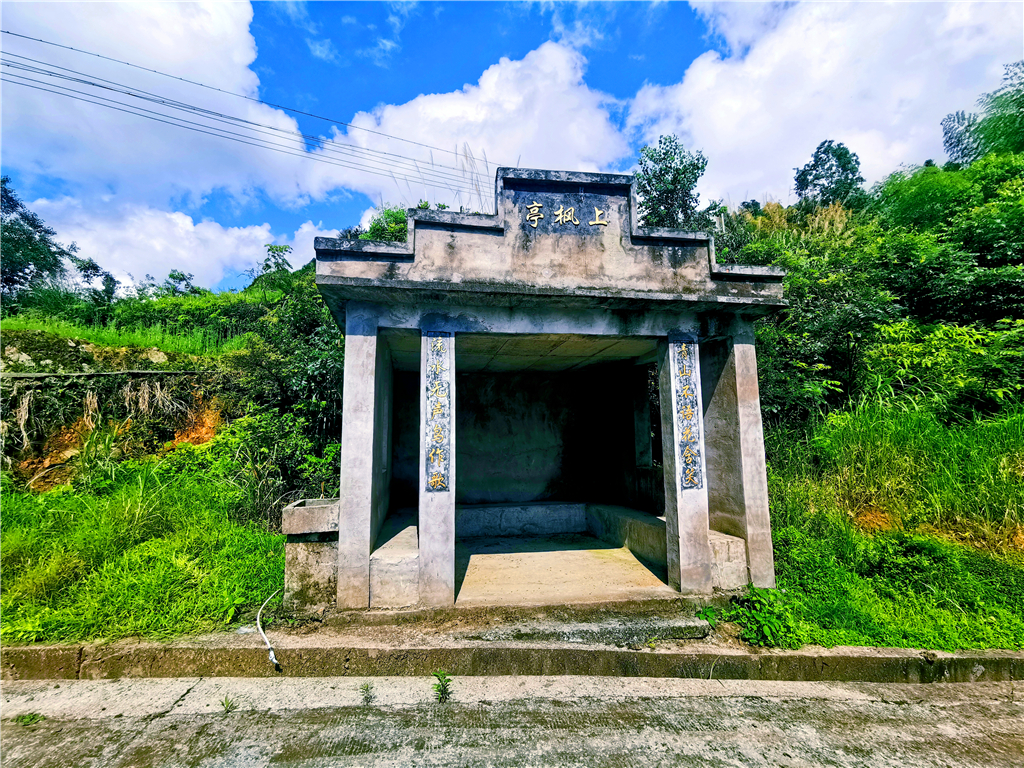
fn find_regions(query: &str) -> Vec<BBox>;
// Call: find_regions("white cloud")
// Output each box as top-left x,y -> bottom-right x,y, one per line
12,0 -> 1011,291
306,37 -> 340,63
1,2 -> 303,208
689,1 -> 793,57
325,41 -> 629,211
278,1 -> 318,34
2,3 -> 626,284
357,37 -> 400,67
629,1 -> 1023,205
32,199 -> 274,288
32,197 -> 338,288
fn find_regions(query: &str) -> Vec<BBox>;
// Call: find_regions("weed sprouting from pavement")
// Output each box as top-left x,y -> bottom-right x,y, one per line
432,670 -> 453,704
359,682 -> 376,706
220,695 -> 238,713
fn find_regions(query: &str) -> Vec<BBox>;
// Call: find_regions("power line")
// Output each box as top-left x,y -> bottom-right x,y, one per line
1,52 -> 493,189
1,28 -> 514,167
2,75 -> 485,198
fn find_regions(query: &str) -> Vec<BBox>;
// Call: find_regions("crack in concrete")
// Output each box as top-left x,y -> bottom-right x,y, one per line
141,678 -> 202,723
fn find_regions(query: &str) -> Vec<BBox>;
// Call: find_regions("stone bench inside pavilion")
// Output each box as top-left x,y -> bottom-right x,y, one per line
283,167 -> 785,611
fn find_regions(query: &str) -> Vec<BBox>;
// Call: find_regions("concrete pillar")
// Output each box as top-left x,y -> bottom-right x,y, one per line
702,321 -> 776,587
337,304 -> 393,608
418,330 -> 456,605
658,333 -> 713,593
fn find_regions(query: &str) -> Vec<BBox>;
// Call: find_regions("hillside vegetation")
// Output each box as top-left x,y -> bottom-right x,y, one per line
2,69 -> 1023,649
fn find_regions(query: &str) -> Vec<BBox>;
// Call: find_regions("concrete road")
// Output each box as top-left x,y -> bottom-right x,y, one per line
2,676 -> 1021,767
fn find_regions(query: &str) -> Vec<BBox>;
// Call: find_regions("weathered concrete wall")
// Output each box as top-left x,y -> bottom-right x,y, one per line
284,539 -> 337,612
456,503 -> 587,538
336,308 -> 382,608
316,170 -> 785,314
708,530 -> 749,590
658,337 -> 713,594
393,368 -> 638,509
370,510 -> 418,608
701,326 -> 776,588
369,338 -> 393,553
418,331 -> 456,606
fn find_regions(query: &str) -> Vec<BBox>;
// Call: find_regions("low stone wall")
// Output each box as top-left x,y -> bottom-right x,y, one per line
585,504 -> 668,569
283,499 -> 339,612
284,499 -> 752,611
456,502 -> 587,538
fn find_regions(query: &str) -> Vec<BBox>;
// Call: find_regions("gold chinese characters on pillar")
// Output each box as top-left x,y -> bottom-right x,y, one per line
424,331 -> 452,493
672,339 -> 703,491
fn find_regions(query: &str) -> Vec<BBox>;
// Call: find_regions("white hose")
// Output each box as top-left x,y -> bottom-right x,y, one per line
256,588 -> 282,667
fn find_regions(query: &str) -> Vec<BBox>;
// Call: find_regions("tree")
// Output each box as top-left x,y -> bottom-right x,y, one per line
794,140 -> 865,207
0,176 -> 77,298
245,244 -> 294,302
634,135 -> 719,231
943,61 -> 1024,164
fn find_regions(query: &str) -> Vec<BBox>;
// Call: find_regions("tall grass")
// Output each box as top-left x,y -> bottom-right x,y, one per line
0,463 -> 283,643
0,316 -> 248,357
768,403 -> 1024,533
760,404 -> 1024,651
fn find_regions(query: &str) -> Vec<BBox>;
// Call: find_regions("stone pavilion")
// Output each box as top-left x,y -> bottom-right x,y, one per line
283,168 -> 786,611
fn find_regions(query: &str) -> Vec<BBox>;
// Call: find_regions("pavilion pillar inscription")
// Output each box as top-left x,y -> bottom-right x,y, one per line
418,330 -> 456,606
658,333 -> 714,593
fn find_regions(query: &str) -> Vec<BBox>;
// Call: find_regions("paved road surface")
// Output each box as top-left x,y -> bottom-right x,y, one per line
2,676 -> 1021,767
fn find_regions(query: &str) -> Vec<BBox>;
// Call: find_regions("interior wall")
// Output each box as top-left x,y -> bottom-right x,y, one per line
369,340 -> 394,548
390,366 -> 639,508
391,371 -> 420,509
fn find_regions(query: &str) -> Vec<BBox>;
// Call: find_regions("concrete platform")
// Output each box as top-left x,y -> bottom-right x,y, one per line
455,533 -> 675,607
370,510 -> 419,609
360,505 -> 751,609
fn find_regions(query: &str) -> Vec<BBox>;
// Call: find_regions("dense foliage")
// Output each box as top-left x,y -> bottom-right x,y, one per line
2,69 -> 1023,647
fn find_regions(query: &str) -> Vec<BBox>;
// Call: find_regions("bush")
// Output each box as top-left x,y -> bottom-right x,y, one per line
359,205 -> 408,242
727,587 -> 802,648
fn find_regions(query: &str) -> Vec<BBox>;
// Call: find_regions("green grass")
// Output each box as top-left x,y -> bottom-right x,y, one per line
0,464 -> 283,644
0,316 -> 248,357
767,403 -> 1024,532
757,404 -> 1024,651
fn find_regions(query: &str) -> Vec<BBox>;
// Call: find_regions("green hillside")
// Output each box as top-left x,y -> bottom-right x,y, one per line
3,72 -> 1023,648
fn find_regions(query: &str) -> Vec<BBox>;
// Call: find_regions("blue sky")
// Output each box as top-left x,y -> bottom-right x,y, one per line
2,1 -> 1021,290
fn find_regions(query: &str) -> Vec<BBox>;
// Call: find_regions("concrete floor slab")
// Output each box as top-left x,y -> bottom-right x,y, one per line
454,533 -> 675,607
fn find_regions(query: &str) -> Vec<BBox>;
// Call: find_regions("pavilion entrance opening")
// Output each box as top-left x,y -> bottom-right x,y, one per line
377,329 -> 674,607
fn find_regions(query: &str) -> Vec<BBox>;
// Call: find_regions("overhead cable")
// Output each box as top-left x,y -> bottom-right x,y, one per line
1,28 -> 513,166
1,53 -> 491,190
2,75 -> 484,197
